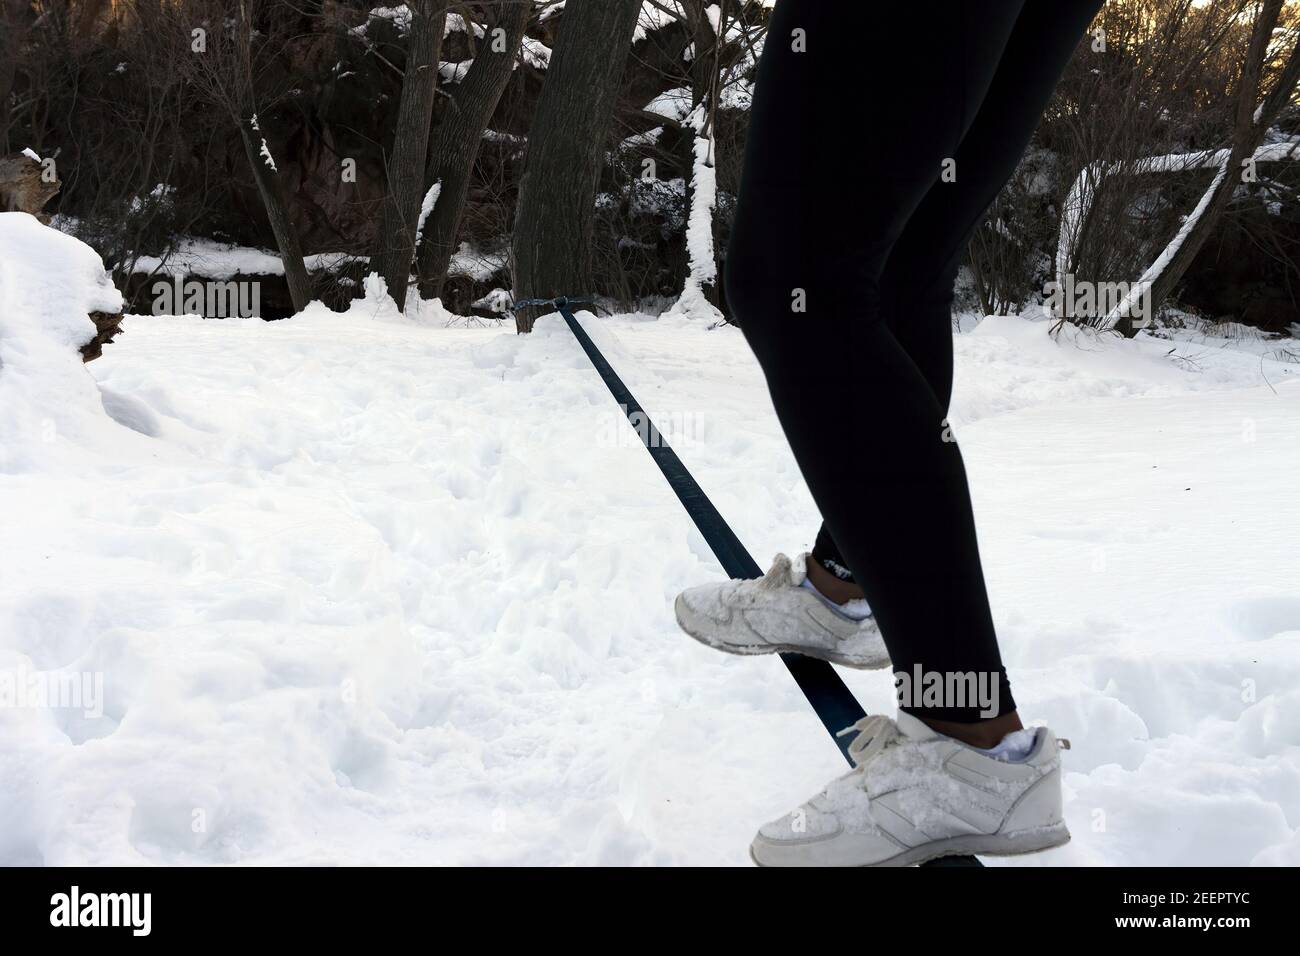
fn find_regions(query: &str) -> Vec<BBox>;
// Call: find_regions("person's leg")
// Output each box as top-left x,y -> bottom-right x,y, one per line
718,0 -> 1104,868
807,1 -> 1105,613
728,0 -> 1028,727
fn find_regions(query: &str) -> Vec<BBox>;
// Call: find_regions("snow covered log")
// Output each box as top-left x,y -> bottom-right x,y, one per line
0,151 -> 59,221
0,212 -> 125,364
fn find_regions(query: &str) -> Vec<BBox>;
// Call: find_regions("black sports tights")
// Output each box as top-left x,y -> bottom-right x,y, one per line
726,0 -> 1102,722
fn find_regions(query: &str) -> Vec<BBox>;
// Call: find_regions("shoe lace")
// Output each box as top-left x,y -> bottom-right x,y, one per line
756,553 -> 795,591
837,714 -> 901,769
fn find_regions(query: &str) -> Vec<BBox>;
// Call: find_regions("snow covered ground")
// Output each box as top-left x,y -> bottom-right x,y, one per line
2,279 -> 1299,864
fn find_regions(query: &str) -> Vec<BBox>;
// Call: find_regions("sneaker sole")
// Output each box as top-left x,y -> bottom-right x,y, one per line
749,824 -> 1071,868
674,594 -> 889,670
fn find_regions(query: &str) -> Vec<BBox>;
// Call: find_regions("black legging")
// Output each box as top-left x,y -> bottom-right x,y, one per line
726,0 -> 1102,722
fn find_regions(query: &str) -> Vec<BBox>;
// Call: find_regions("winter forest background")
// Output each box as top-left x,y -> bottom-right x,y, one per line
3,0 -> 1300,336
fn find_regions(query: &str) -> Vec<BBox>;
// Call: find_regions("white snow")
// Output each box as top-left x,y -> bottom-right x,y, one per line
247,114 -> 278,173
470,288 -> 513,315
129,238 -> 357,280
0,212 -> 128,472
444,12 -> 485,40
438,60 -> 472,84
519,37 -> 551,70
447,242 -> 508,282
630,0 -> 724,44
257,140 -> 277,174
643,87 -> 693,124
353,5 -> 413,37
1,253 -> 1298,863
127,236 -> 497,284
414,181 -> 442,247
128,183 -> 177,217
664,104 -> 722,324
634,2 -> 683,44
705,3 -> 722,36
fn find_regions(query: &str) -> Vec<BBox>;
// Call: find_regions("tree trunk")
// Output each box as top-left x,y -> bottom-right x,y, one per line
370,0 -> 448,312
416,1 -> 531,302
240,120 -> 313,312
674,0 -> 724,319
510,0 -> 642,332
683,0 -> 721,110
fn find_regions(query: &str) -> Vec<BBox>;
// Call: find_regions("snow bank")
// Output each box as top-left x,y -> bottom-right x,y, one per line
130,238 -> 358,280
0,212 -> 126,471
128,235 -> 501,285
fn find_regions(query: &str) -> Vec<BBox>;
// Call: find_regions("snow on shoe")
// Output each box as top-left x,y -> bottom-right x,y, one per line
673,552 -> 889,668
750,712 -> 1070,867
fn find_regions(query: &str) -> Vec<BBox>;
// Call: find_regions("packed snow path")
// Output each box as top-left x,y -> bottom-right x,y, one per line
2,304 -> 1298,865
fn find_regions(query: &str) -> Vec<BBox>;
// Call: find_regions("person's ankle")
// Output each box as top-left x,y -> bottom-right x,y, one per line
805,557 -> 865,605
917,711 -> 1024,750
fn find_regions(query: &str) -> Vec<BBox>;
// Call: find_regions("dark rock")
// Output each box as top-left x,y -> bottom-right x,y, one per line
80,310 -> 124,363
0,152 -> 60,221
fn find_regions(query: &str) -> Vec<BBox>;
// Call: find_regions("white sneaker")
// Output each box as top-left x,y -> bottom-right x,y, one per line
674,553 -> 889,669
750,712 -> 1070,867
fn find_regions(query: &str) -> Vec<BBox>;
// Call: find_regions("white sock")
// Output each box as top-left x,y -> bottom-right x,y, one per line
800,577 -> 873,621
975,728 -> 1039,763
